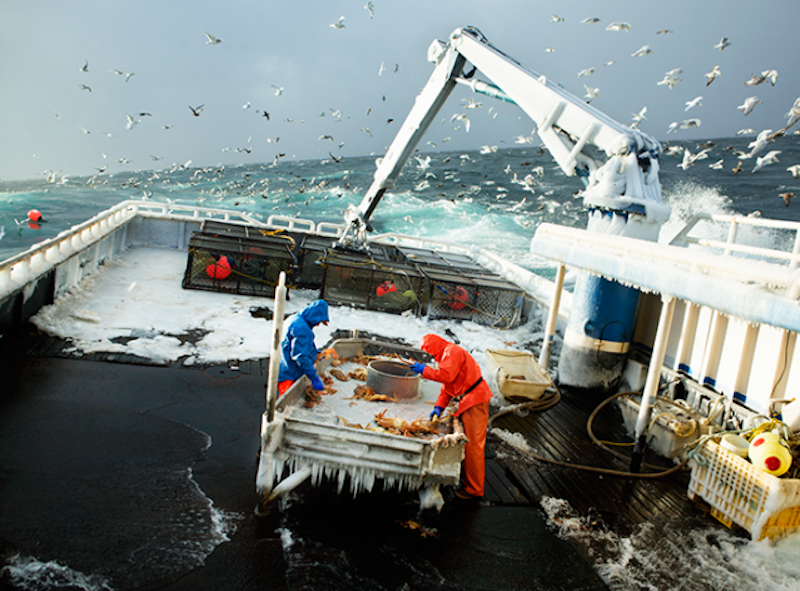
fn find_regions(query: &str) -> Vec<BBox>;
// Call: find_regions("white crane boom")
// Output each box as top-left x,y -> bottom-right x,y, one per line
339,26 -> 667,248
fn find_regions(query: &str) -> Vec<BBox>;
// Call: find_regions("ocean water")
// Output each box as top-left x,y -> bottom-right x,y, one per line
2,135 -> 799,267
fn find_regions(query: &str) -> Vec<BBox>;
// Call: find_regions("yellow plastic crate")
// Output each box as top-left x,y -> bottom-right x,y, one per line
688,438 -> 800,540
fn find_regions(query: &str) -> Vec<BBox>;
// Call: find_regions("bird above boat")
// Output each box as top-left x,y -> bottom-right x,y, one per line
79,60 -> 88,73
581,17 -> 600,24
705,65 -> 721,86
787,164 -> 800,178
577,67 -> 596,77
783,97 -> 800,131
272,85 -> 284,96
738,97 -> 763,116
330,16 -> 346,29
780,192 -> 796,206
450,113 -> 471,131
606,22 -> 631,31
714,37 -> 731,51
364,2 -> 374,18
189,104 -> 204,117
752,150 -> 781,173
583,85 -> 600,101
550,14 -> 564,23
631,45 -> 653,58
685,96 -> 703,111
203,31 -> 222,45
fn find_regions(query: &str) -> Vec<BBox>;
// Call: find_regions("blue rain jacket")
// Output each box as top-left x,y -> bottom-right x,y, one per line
277,300 -> 329,384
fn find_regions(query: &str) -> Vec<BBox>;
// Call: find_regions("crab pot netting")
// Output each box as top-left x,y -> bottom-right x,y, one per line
399,246 -> 525,328
426,277 -> 524,328
321,250 -> 425,315
182,231 -> 296,297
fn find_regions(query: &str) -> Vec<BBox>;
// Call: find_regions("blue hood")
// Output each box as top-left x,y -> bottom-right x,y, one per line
299,299 -> 329,327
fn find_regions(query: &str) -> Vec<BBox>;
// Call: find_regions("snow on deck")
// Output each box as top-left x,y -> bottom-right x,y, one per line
29,246 -> 548,407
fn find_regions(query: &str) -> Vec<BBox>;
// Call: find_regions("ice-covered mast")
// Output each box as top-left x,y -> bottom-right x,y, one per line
340,26 -> 670,390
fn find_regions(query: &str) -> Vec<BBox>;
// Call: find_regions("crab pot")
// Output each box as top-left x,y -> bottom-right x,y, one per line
425,274 -> 524,328
292,234 -> 335,289
398,246 -> 525,328
320,248 -> 425,315
366,360 -> 420,399
182,225 -> 296,297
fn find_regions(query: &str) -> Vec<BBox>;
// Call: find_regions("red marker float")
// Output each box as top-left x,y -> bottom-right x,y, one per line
206,256 -> 232,280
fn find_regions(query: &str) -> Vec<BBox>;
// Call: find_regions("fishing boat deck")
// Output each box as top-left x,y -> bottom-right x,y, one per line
4,325 -> 712,533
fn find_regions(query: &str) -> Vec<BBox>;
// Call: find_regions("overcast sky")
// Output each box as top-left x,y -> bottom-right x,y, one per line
2,1 -> 798,181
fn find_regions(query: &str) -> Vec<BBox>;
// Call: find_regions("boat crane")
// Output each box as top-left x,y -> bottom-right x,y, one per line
338,26 -> 671,392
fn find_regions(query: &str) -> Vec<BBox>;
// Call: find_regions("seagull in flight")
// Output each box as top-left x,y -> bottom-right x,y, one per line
581,17 -> 600,24
79,60 -> 88,73
204,31 -> 222,45
685,96 -> 703,111
125,114 -> 139,130
79,84 -> 92,92
606,22 -> 631,31
330,16 -> 346,29
578,67 -> 596,77
364,1 -> 374,18
631,45 -> 653,58
738,97 -> 763,116
752,150 -> 781,173
705,65 -> 721,86
112,69 -> 138,82
583,85 -> 600,101
550,14 -> 564,23
450,113 -> 471,131
714,37 -> 731,51
189,104 -> 204,117
783,97 -> 800,131
272,85 -> 284,96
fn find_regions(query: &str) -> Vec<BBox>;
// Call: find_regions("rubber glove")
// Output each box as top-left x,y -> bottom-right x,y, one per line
410,362 -> 426,374
310,376 -> 325,391
429,406 -> 444,421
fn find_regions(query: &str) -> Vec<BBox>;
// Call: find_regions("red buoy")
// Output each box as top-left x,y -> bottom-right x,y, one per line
446,285 -> 469,310
376,281 -> 397,297
206,256 -> 232,280
27,209 -> 43,222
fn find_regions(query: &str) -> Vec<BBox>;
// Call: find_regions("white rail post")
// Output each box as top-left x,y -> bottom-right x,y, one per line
631,295 -> 676,473
266,272 -> 287,422
539,263 -> 565,370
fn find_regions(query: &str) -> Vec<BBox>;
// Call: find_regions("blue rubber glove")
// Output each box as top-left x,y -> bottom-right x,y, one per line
410,362 -> 426,374
429,406 -> 444,421
310,376 -> 325,391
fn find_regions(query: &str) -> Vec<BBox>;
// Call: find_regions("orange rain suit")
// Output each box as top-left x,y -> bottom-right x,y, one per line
419,334 -> 492,497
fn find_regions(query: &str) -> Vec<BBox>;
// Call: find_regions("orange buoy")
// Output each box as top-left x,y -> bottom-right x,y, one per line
206,255 -> 232,280
376,281 -> 397,297
446,285 -> 469,310
27,209 -> 43,222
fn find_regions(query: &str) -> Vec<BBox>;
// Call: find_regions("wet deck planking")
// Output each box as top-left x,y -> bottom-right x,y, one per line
484,387 -> 700,532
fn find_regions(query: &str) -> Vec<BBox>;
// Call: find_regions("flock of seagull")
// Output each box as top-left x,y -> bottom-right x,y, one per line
42,8 -> 800,212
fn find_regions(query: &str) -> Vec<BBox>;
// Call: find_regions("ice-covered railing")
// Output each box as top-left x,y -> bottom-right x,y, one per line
0,200 -> 345,300
668,213 -> 800,269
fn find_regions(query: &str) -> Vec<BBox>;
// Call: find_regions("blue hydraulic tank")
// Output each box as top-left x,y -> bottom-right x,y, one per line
557,207 -> 667,391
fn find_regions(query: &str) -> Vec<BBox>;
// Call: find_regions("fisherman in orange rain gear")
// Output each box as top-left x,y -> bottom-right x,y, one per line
409,333 -> 492,499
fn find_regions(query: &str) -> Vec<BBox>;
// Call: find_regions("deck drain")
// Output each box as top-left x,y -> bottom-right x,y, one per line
205,366 -> 240,379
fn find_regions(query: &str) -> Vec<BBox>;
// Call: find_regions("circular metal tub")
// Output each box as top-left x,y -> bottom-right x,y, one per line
366,360 -> 420,400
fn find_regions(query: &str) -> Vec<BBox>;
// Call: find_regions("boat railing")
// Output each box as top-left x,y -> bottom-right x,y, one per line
668,212 -> 800,269
369,232 -> 473,255
0,200 -> 346,299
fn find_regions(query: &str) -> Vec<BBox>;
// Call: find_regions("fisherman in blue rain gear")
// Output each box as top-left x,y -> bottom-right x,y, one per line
276,299 -> 334,396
